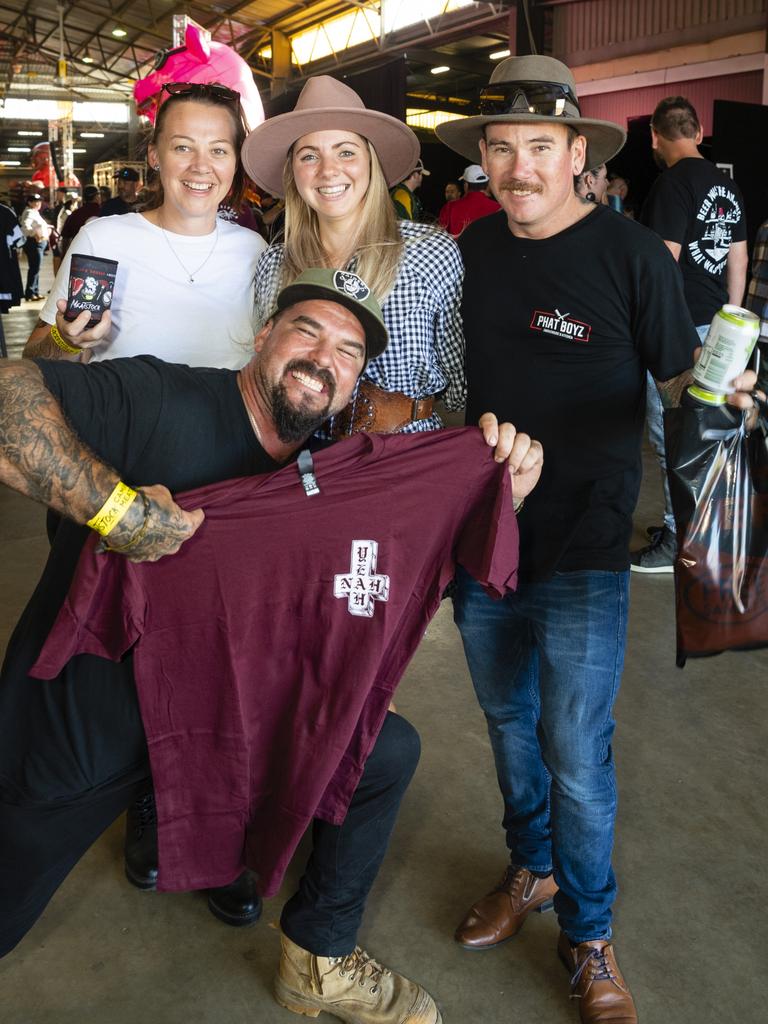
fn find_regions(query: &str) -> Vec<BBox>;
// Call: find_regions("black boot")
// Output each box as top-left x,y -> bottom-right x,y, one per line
125,790 -> 261,925
124,790 -> 159,891
208,871 -> 262,927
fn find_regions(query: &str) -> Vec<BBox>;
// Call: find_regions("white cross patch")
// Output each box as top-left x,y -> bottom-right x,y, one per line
333,540 -> 390,618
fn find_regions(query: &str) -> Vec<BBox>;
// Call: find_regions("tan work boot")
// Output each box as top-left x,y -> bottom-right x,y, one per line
557,931 -> 638,1023
274,931 -> 442,1023
454,864 -> 558,949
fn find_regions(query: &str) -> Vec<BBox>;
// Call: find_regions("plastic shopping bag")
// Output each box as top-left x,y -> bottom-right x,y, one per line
664,403 -> 768,667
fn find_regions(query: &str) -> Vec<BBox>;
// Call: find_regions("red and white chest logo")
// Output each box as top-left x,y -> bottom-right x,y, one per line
530,308 -> 591,343
334,540 -> 391,618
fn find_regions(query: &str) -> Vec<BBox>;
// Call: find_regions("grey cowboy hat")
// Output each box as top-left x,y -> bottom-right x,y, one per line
241,75 -> 420,198
436,55 -> 626,170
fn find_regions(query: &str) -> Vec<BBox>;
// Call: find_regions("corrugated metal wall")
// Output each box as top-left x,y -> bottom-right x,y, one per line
552,0 -> 768,63
578,70 -> 763,133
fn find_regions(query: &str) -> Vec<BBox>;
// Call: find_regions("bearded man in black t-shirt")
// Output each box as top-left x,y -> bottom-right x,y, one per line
0,267 -> 544,1024
631,96 -> 749,572
437,55 -> 759,1024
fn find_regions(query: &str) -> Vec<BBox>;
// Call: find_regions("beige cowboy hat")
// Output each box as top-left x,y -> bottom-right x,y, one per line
241,76 -> 420,197
436,55 -> 626,171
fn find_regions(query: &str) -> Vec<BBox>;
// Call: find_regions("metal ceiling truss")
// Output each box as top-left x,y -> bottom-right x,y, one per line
0,2 -> 514,102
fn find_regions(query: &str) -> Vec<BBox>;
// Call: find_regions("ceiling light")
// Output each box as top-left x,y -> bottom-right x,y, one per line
82,52 -> 94,64
7,146 -> 30,152
17,130 -> 43,137
0,160 -> 21,166
430,66 -> 450,75
490,49 -> 511,60
73,148 -> 87,153
80,132 -> 104,138
112,28 -> 127,38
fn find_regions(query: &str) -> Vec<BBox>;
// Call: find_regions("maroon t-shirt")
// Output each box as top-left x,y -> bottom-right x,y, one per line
32,428 -> 518,896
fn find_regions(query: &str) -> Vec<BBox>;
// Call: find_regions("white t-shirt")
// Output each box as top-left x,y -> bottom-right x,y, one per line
41,212 -> 266,369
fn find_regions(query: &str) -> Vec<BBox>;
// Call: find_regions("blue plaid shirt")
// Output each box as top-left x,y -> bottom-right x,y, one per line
253,221 -> 466,431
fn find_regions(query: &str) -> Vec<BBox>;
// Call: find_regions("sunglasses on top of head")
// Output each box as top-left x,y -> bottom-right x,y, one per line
161,82 -> 241,106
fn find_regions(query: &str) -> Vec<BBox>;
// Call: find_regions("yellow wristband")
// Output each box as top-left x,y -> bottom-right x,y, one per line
86,482 -> 138,536
50,323 -> 81,355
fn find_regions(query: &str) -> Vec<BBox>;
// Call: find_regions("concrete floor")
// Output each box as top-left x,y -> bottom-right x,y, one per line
1,253 -> 767,1023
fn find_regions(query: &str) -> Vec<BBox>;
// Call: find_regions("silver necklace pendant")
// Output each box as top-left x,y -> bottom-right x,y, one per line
159,219 -> 219,283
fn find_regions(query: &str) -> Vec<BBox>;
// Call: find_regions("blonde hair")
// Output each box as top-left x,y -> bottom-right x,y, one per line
280,139 -> 403,303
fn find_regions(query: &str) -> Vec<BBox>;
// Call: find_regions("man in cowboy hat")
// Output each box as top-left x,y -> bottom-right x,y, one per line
436,54 -> 757,1024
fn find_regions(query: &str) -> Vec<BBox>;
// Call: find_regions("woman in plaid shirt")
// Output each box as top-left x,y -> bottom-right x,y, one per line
242,75 -> 466,435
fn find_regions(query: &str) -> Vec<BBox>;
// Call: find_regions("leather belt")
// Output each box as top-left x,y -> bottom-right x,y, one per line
331,379 -> 435,437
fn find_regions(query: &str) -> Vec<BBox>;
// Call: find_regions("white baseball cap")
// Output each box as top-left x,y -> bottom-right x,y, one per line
461,164 -> 489,184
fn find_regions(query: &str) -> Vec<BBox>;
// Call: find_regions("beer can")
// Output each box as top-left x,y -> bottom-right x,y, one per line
688,305 -> 760,406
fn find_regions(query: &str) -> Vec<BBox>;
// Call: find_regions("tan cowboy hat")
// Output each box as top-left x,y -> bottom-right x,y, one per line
241,76 -> 420,197
436,55 -> 626,171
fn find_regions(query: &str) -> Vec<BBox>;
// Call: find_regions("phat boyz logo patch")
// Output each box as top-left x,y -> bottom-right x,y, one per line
530,308 -> 591,343
333,271 -> 370,302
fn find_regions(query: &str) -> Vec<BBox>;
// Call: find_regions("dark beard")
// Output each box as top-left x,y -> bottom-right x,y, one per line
270,360 -> 336,443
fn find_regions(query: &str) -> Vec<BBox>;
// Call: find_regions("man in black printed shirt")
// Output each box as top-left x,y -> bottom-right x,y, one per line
437,55 -> 759,1024
632,96 -> 749,572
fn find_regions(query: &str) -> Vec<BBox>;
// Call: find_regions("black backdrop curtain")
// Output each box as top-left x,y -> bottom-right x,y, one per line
263,58 -> 408,121
712,100 -> 768,257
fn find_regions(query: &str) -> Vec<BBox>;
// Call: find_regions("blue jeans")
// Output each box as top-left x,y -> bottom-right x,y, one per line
646,324 -> 710,533
453,566 -> 630,943
23,238 -> 46,298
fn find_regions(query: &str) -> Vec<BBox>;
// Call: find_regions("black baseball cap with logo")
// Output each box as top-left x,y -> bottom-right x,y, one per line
115,167 -> 140,181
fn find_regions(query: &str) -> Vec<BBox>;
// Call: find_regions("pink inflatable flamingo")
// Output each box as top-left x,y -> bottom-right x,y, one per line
134,23 -> 264,131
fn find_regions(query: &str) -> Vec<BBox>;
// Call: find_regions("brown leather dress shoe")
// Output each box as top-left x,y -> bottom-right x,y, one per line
557,931 -> 638,1023
454,865 -> 558,949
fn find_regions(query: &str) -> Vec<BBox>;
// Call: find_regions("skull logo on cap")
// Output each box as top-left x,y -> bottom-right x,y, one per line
333,271 -> 370,302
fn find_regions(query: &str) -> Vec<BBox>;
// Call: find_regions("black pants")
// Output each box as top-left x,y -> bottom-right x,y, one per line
0,712 -> 420,959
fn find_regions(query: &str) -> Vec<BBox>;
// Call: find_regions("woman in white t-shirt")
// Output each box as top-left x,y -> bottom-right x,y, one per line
21,82 -> 266,930
24,83 -> 265,369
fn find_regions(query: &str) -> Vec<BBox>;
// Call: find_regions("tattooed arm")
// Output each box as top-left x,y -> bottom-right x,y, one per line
653,367 -> 694,410
654,359 -> 761,421
23,301 -> 112,361
0,360 -> 203,561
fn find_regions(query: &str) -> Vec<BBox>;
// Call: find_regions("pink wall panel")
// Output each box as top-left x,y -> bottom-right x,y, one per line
578,71 -> 764,134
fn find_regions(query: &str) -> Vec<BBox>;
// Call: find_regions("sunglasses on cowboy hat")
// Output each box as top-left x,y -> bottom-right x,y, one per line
436,56 -> 625,171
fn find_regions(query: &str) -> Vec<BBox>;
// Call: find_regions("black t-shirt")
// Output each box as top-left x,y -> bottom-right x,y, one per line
641,158 -> 747,325
100,197 -> 135,217
459,204 -> 698,580
0,356 -> 281,802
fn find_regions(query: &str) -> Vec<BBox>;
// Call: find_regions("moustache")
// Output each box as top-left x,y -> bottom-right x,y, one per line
284,359 -> 336,398
499,179 -> 544,194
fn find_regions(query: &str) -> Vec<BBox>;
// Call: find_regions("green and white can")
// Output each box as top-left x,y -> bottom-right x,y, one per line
688,304 -> 760,406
